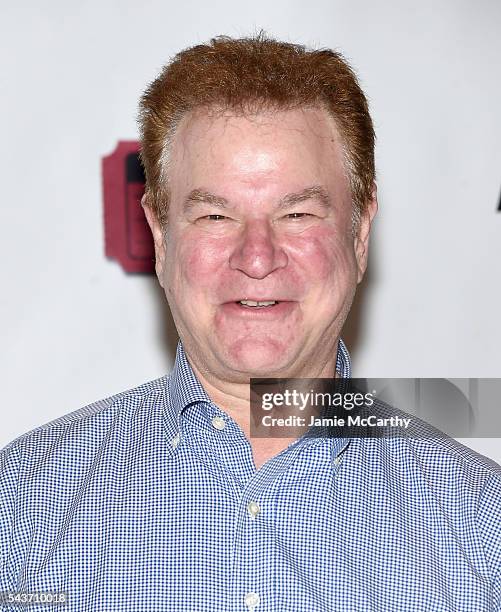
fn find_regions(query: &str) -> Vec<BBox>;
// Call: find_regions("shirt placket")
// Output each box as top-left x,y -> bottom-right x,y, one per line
228,444 -> 309,612
185,404 -> 296,612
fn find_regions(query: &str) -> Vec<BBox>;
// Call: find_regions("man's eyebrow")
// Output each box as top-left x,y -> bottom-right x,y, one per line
183,189 -> 230,211
183,185 -> 331,211
279,186 -> 331,209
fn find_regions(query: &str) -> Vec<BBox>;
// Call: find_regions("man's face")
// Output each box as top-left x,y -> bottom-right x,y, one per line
146,106 -> 375,382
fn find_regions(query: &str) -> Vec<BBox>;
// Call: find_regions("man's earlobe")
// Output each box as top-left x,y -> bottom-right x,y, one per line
355,184 -> 378,283
141,194 -> 166,284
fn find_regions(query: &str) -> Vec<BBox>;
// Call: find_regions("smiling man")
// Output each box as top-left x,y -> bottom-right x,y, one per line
1,34 -> 501,612
142,100 -> 372,467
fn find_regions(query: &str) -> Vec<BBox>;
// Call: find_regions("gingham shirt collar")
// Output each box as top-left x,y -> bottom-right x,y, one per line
165,338 -> 352,461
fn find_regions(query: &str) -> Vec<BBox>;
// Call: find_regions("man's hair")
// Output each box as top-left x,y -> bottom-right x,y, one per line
138,33 -> 375,228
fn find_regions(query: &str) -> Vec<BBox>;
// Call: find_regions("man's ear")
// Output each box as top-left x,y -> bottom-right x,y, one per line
354,183 -> 378,283
141,193 -> 166,286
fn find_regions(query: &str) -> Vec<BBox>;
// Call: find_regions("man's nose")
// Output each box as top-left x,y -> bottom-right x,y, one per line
228,219 -> 288,279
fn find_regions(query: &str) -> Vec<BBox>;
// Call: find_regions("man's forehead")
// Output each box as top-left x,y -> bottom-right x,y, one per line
165,104 -> 350,212
172,103 -> 343,148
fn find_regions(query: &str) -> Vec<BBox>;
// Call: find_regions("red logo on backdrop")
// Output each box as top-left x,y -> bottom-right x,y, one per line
102,141 -> 155,273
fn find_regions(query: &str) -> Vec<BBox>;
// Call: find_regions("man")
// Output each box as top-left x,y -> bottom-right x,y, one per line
1,34 -> 500,612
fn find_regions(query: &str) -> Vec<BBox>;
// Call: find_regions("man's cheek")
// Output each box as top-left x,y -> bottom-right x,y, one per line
181,240 -> 227,287
295,234 -> 356,280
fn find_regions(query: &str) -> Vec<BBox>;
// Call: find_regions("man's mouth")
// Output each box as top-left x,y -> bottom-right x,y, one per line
221,299 -> 295,319
237,300 -> 278,308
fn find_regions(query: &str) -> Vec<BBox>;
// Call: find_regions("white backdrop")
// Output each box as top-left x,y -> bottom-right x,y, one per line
1,0 -> 500,462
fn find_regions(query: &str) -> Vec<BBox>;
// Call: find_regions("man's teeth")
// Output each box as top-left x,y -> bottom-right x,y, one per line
239,300 -> 277,307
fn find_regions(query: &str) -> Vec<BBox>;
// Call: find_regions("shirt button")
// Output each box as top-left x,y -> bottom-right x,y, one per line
171,433 -> 180,449
244,592 -> 260,611
211,416 -> 226,431
247,501 -> 261,519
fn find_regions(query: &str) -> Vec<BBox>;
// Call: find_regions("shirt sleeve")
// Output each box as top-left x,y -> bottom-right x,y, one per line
493,568 -> 501,612
0,441 -> 25,610
476,471 -> 501,609
0,444 -> 20,569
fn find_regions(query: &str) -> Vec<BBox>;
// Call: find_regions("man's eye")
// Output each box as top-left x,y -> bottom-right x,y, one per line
201,214 -> 226,221
285,212 -> 312,219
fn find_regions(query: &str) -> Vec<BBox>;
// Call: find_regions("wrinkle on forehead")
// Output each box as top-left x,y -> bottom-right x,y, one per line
171,104 -> 343,164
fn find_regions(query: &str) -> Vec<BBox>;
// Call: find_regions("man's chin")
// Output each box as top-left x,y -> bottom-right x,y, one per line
219,339 -> 296,379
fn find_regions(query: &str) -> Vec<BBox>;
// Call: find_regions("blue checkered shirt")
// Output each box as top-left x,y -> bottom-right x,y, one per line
1,340 -> 501,611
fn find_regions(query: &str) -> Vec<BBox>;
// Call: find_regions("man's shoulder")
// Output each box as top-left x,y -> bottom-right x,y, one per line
0,374 -> 177,573
409,433 -> 501,472
385,432 -> 501,485
378,434 -> 501,515
368,397 -> 501,484
420,437 -> 501,571
356,435 -> 501,555
0,374 -> 171,469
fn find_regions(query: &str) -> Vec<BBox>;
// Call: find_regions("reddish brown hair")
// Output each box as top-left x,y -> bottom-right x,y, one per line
138,34 -> 375,227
